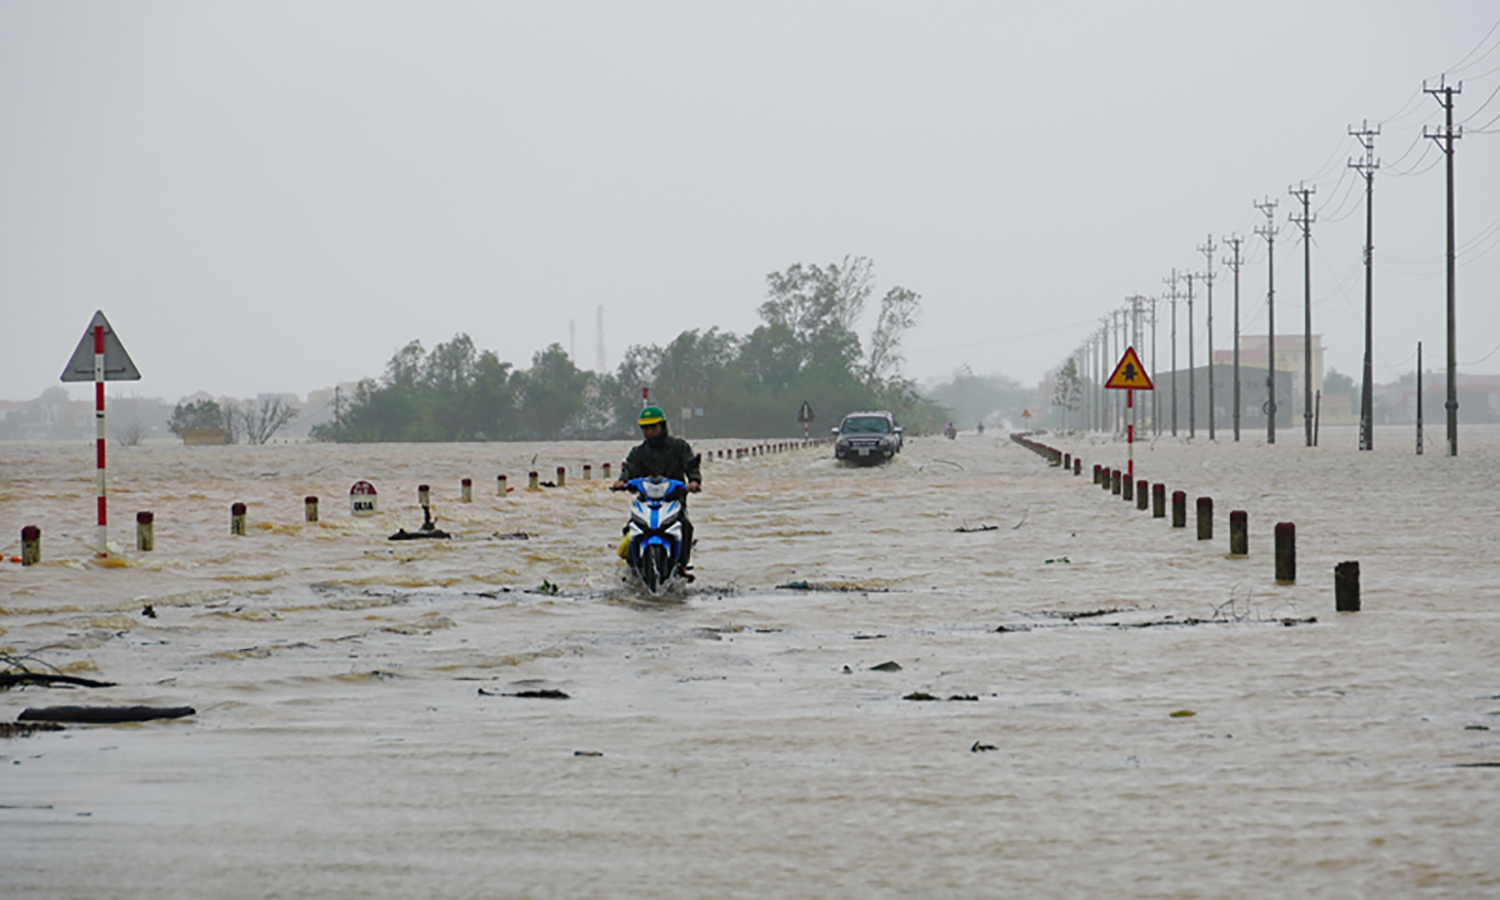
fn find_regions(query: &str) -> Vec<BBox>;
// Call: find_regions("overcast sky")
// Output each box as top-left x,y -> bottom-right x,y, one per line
3,2 -> 1498,406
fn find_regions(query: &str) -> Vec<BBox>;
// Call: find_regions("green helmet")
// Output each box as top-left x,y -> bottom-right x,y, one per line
638,406 -> 666,426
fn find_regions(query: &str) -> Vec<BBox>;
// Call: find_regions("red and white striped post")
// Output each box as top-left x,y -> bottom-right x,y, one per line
1127,388 -> 1134,480
93,325 -> 107,556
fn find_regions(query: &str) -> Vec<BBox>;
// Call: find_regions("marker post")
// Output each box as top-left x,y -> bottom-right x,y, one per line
60,311 -> 141,558
1105,346 -> 1153,482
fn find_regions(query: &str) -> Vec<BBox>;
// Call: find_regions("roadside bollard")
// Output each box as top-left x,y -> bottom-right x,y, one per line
1122,475 -> 1134,502
418,484 -> 431,508
305,496 -> 319,523
136,511 -> 154,551
583,465 -> 592,481
1153,483 -> 1166,518
1197,497 -> 1213,540
461,478 -> 473,503
1335,561 -> 1361,612
1275,523 -> 1296,584
556,466 -> 566,488
1136,479 -> 1148,510
1063,452 -> 1071,470
602,463 -> 612,480
21,525 -> 40,565
1229,510 -> 1248,556
1093,464 -> 1102,485
1111,469 -> 1122,495
231,503 -> 247,536
1074,458 -> 1081,476
528,471 -> 539,491
1171,491 -> 1186,528
497,475 -> 508,496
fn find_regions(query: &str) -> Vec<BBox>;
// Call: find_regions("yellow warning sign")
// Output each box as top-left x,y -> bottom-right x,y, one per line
1105,346 -> 1153,390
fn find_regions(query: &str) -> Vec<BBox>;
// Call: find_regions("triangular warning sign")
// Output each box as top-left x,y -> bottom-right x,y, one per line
61,311 -> 141,382
1105,346 -> 1152,390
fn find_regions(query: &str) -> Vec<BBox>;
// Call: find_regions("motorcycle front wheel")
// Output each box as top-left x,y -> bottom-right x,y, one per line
641,543 -> 672,593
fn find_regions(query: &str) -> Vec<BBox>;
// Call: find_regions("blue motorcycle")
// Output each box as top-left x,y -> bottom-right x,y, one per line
612,476 -> 690,593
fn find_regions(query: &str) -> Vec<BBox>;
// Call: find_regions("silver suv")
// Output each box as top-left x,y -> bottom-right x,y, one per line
832,411 -> 903,464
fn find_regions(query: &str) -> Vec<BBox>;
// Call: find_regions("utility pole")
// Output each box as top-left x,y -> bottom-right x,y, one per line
1164,270 -> 1181,436
1184,272 -> 1197,439
1223,235 -> 1244,442
1149,296 -> 1160,435
1425,79 -> 1462,457
1350,121 -> 1379,451
1254,198 -> 1279,444
1290,182 -> 1316,447
1198,235 -> 1217,441
1417,341 -> 1424,455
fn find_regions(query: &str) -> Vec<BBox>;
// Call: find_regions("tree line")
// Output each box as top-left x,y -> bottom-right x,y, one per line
312,257 -> 950,442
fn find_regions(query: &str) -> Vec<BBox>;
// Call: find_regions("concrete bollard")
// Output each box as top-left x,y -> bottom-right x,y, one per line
1074,458 -> 1081,476
497,475 -> 508,496
1063,452 -> 1071,470
1093,464 -> 1102,485
1197,497 -> 1213,540
1335,561 -> 1361,612
528,471 -> 539,491
418,484 -> 431,508
135,511 -> 155,551
1171,491 -> 1186,528
1275,523 -> 1296,584
1122,474 -> 1133,501
461,478 -> 473,503
231,502 -> 247,536
1153,483 -> 1166,518
602,463 -> 612,480
21,525 -> 40,565
583,465 -> 592,481
1112,469 -> 1122,495
556,466 -> 567,488
1229,510 -> 1248,556
305,496 -> 319,523
1136,479 -> 1148,510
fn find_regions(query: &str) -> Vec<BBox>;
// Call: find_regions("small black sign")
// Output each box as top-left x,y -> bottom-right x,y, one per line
796,400 -> 815,423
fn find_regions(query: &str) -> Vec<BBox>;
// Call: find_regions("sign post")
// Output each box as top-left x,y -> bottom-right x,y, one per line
1105,346 -> 1154,479
796,400 -> 815,440
61,311 -> 141,557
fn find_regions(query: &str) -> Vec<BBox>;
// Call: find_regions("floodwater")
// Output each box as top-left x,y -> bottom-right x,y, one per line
2,426 -> 1498,898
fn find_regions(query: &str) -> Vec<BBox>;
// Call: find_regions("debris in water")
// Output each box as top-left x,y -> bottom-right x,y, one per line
1170,710 -> 1195,718
492,532 -> 530,540
904,692 -> 937,701
1044,557 -> 1071,565
479,688 -> 570,699
971,741 -> 998,752
852,634 -> 887,640
141,604 -> 156,618
870,661 -> 902,672
955,524 -> 998,533
18,706 -> 195,723
574,750 -> 603,757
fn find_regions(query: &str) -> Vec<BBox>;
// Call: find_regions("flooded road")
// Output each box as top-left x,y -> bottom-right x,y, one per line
3,427 -> 1498,897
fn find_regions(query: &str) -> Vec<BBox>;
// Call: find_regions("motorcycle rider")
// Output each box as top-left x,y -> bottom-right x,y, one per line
612,406 -> 702,569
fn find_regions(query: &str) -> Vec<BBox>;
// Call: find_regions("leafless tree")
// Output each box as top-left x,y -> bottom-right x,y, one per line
110,418 -> 150,447
226,396 -> 300,444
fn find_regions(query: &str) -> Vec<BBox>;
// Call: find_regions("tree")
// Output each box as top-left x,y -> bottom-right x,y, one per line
227,396 -> 300,444
168,398 -> 226,434
1051,358 -> 1083,432
864,286 -> 921,391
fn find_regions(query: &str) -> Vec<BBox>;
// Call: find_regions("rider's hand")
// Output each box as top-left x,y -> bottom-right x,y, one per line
610,480 -> 627,491
687,481 -> 702,493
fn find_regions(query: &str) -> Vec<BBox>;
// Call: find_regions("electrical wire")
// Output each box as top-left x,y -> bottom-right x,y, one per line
1385,142 -> 1442,178
1459,80 -> 1500,124
1460,343 -> 1500,367
1443,16 -> 1500,76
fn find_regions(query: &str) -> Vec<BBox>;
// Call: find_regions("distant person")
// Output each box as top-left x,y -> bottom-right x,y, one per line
976,421 -> 985,435
613,406 -> 702,567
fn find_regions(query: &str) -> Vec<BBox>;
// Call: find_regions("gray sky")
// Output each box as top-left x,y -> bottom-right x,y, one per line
3,1 -> 1498,405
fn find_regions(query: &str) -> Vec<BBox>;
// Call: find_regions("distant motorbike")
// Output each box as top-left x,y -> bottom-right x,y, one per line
943,423 -> 957,440
612,476 -> 690,593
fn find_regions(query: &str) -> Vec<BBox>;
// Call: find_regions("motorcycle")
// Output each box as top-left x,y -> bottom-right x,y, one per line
612,475 -> 691,593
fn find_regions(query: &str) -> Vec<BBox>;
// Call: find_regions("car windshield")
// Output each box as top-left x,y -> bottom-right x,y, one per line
842,416 -> 891,434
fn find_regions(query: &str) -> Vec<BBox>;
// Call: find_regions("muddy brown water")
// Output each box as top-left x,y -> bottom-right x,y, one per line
2,427 -> 1498,897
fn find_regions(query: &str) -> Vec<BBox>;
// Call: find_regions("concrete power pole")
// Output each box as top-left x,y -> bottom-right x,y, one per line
1149,296 -> 1161,435
1223,235 -> 1244,443
1164,271 -> 1181,436
1424,79 -> 1462,457
1198,235 -> 1217,441
1254,197 -> 1279,444
1290,183 -> 1316,447
1350,121 -> 1379,451
1184,272 -> 1197,440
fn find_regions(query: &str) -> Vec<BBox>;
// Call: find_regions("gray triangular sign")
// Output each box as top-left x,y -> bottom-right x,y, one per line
61,310 -> 141,382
